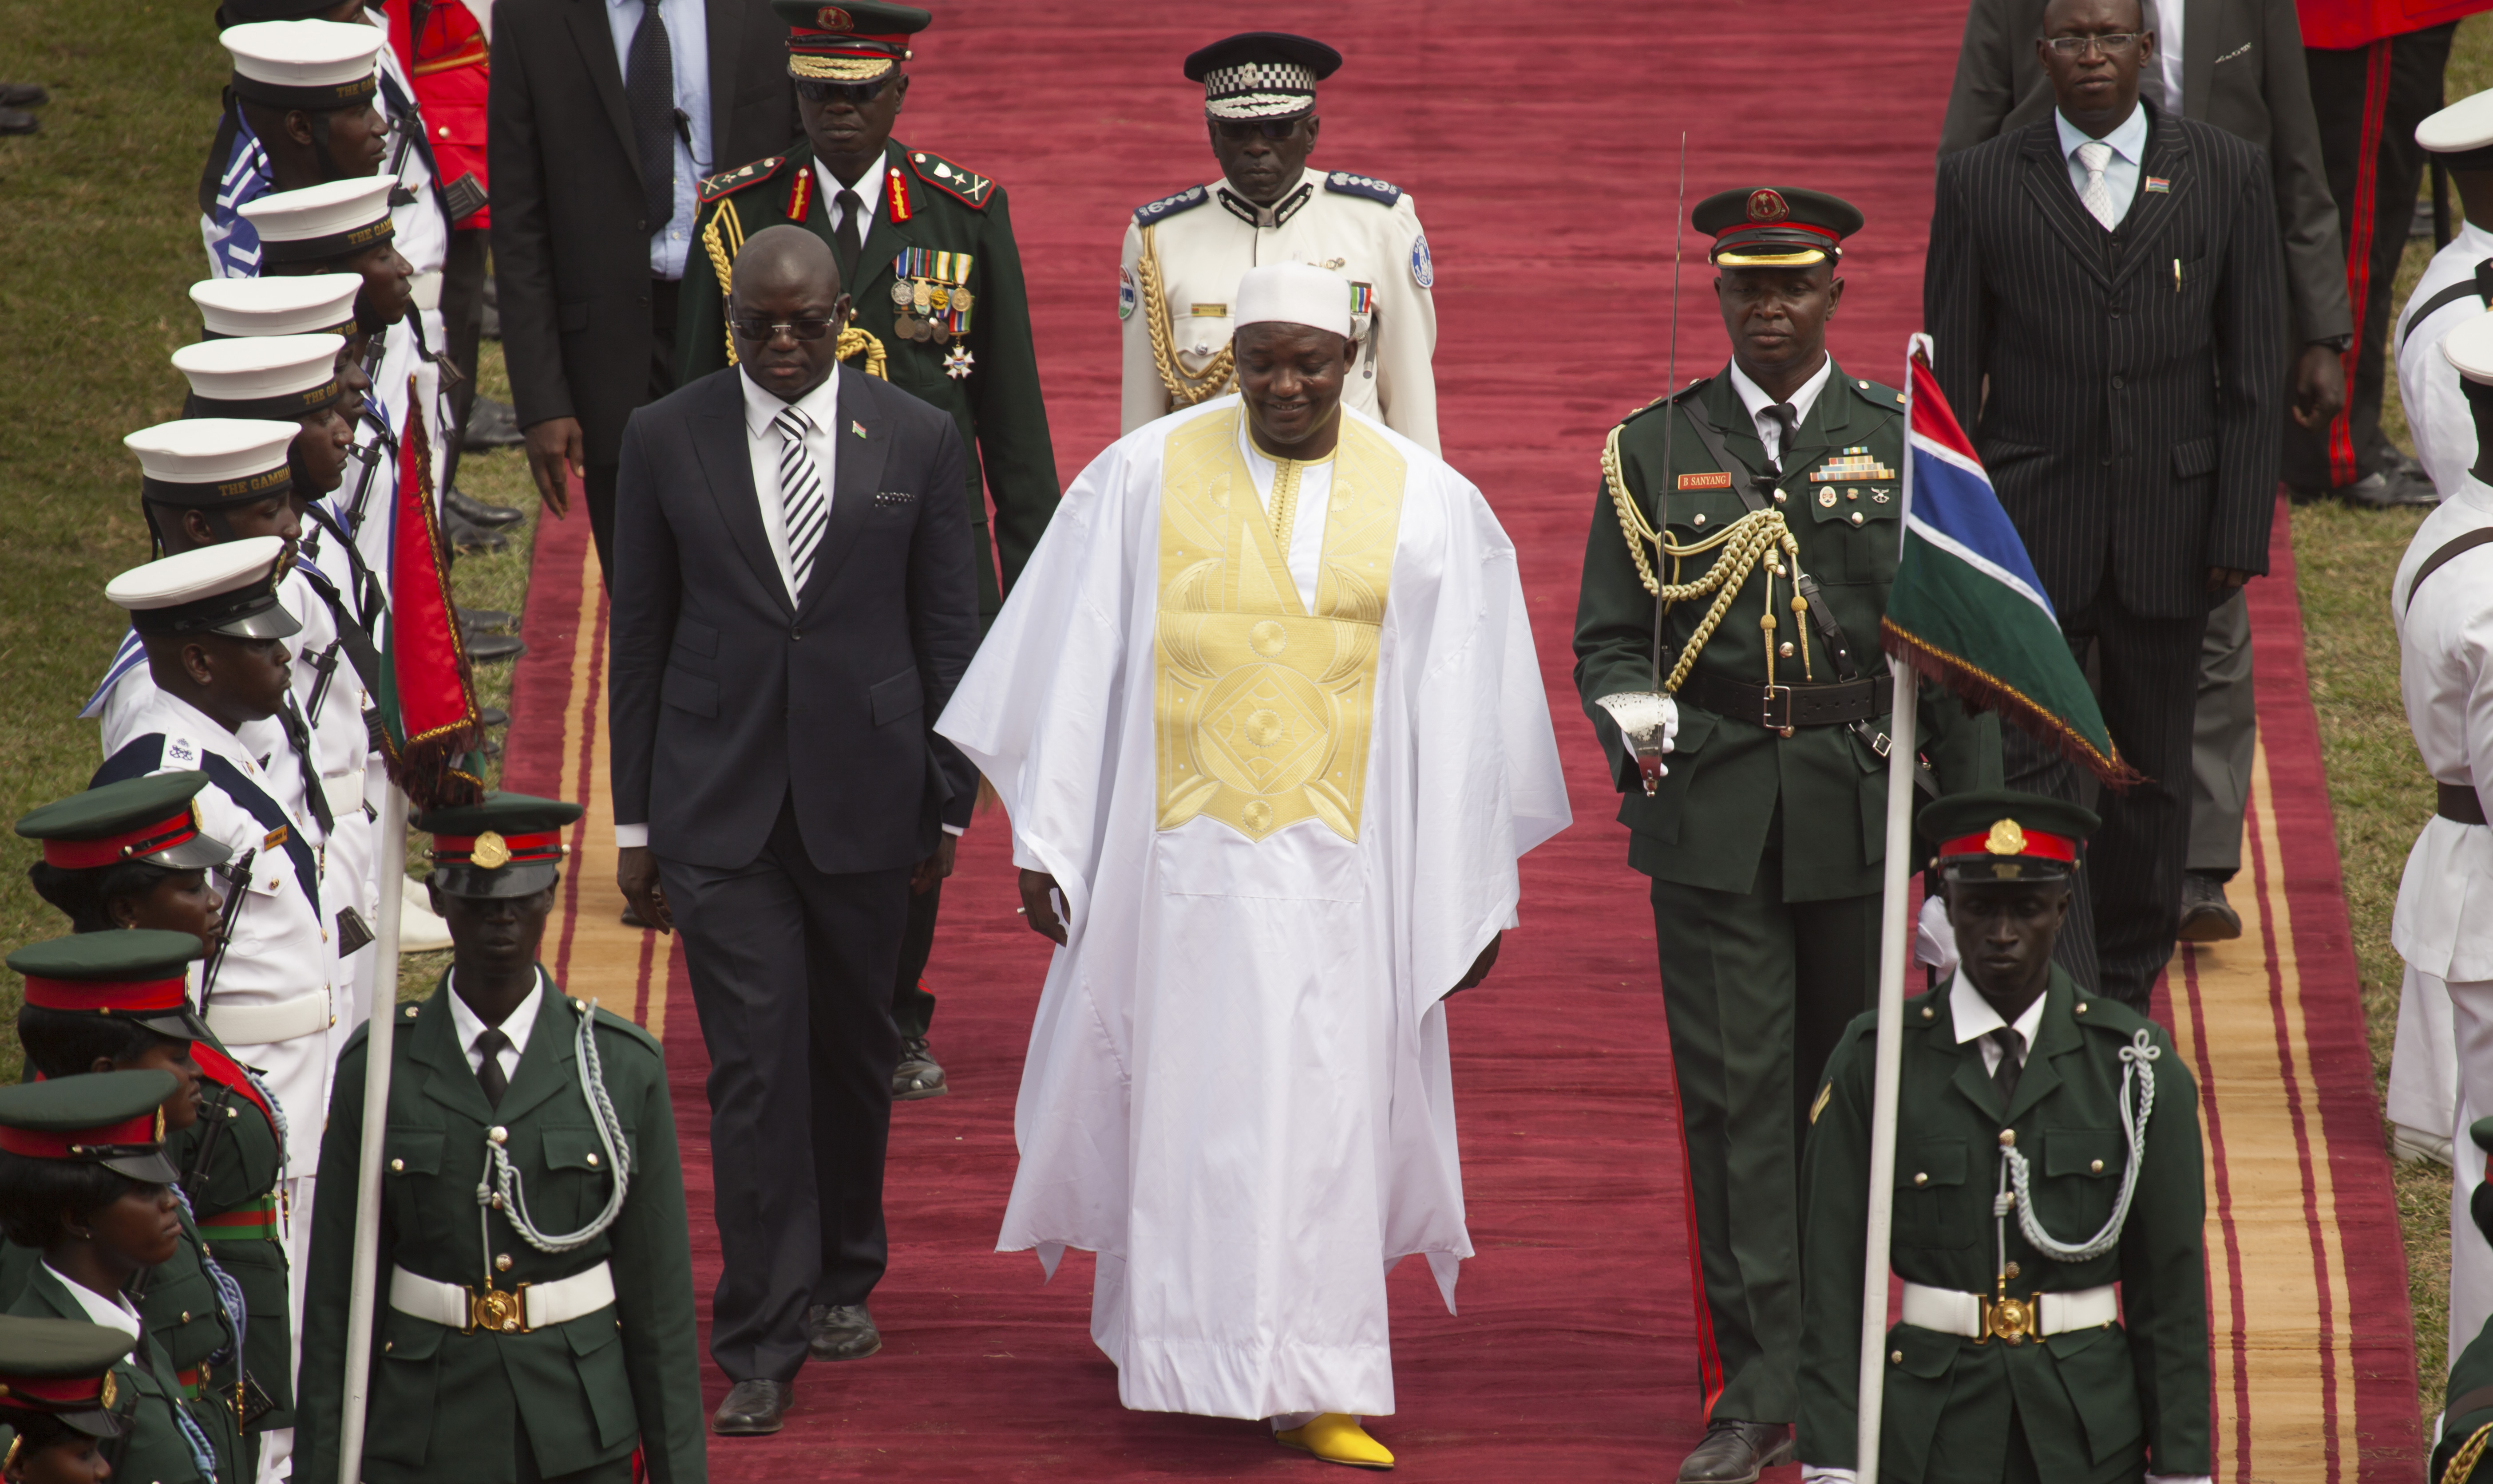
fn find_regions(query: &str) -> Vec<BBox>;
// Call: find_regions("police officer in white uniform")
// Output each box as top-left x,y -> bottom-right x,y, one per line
2398,90 -> 2493,502
1117,32 -> 1440,451
2387,314 -> 2493,1359
93,535 -> 340,1404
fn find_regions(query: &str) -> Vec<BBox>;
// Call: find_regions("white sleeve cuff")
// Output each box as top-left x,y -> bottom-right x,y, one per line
942,823 -> 965,837
613,823 -> 649,849
1802,1468 -> 1857,1484
2144,1475 -> 2213,1484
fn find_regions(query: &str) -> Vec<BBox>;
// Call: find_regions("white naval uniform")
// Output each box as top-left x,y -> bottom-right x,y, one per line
371,10 -> 449,371
2394,220 -> 2493,500
1118,165 -> 1439,452
2380,475 -> 2493,1357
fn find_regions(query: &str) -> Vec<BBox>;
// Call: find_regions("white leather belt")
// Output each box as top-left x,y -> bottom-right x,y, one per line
206,991 -> 331,1046
389,1261 -> 615,1334
321,771 -> 368,817
409,270 -> 444,312
1899,1281 -> 2117,1342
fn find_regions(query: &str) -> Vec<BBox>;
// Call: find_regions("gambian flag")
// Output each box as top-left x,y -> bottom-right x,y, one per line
1882,337 -> 2137,786
373,385 -> 483,809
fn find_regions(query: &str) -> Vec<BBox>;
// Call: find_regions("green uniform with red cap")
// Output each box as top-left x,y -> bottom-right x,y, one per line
1797,791 -> 2210,1483
0,1312 -> 146,1478
15,775 -> 298,1447
294,793 -> 704,1484
1571,186 -> 2000,1448
0,1070 -> 226,1484
2434,1117 -> 2493,1484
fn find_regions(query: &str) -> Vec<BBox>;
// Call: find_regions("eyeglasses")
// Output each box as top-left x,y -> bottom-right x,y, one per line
1213,118 -> 1309,143
796,76 -> 894,106
2045,32 -> 2143,55
728,316 -> 839,342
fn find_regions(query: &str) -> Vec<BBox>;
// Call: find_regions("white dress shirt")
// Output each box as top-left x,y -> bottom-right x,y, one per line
1727,355 -> 1834,467
814,158 -> 883,244
1949,972 -> 2049,1076
447,971 -> 545,1085
2056,102 -> 2149,228
740,364 -> 843,605
1236,420 -> 1337,612
604,0 -> 712,280
44,1264 -> 140,1339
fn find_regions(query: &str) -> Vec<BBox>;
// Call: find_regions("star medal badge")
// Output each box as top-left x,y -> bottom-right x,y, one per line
890,280 -> 913,308
944,343 -> 975,380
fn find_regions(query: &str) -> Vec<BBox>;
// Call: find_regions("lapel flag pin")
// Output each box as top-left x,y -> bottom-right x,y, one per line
2143,176 -> 2171,193
851,420 -> 868,439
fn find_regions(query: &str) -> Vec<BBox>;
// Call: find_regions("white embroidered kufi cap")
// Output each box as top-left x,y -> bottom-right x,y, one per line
1235,262 -> 1352,339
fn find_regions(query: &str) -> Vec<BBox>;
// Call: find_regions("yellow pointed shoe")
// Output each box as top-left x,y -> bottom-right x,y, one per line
1275,1413 -> 1396,1469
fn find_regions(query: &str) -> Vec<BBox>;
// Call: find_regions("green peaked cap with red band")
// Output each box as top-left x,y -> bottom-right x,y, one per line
14,773 -> 232,873
1917,788 -> 2100,883
0,1070 -> 182,1186
0,1314 -> 139,1440
5,931 -> 209,1043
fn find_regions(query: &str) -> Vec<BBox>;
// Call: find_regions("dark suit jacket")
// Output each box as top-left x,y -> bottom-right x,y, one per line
488,0 -> 799,466
609,367 -> 980,872
1936,0 -> 2349,346
1925,106 -> 2287,619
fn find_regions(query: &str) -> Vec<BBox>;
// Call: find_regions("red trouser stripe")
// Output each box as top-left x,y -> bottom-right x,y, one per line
2331,39 -> 2396,487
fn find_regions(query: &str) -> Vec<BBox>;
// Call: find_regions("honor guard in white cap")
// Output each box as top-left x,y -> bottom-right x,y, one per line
1118,32 -> 1440,452
192,272 -> 364,339
2398,90 -> 2493,503
241,176 -> 431,606
2386,314 -> 2493,1361
96,537 -> 343,1401
200,18 -> 388,279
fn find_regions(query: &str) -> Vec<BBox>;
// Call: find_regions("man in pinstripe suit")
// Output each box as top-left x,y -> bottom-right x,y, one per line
1925,0 -> 2287,1012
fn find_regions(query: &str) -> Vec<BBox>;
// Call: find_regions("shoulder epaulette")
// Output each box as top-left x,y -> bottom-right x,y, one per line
2070,993 -> 2158,1040
588,1002 -> 664,1058
1615,376 -> 1712,431
1133,184 -> 1209,225
906,149 -> 995,209
1845,374 -> 1907,411
699,155 -> 785,205
1323,171 -> 1402,207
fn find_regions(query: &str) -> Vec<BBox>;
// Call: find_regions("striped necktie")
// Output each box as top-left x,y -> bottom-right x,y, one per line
772,404 -> 828,595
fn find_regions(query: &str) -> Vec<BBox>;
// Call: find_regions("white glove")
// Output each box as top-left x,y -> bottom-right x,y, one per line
1801,1468 -> 1856,1484
1914,893 -> 1959,978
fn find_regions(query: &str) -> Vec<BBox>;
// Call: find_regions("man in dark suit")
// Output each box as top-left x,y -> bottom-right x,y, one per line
1925,0 -> 2287,1011
606,225 -> 978,1436
490,0 -> 799,578
1938,0 -> 2351,946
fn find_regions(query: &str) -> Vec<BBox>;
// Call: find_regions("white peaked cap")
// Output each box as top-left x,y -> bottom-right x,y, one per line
106,537 -> 289,612
2418,88 -> 2493,153
220,20 -> 385,91
190,275 -> 362,337
123,419 -> 300,486
171,335 -> 343,403
237,176 -> 393,246
1235,262 -> 1352,339
2443,313 -> 2493,384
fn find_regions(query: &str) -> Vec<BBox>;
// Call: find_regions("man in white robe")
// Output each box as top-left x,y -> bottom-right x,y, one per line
938,263 -> 1569,1468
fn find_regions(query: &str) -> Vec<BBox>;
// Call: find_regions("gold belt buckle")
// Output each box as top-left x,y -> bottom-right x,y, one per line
468,1283 -> 531,1335
1981,1292 -> 2038,1347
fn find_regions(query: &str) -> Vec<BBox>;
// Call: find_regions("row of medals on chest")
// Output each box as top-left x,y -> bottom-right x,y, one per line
889,249 -> 976,379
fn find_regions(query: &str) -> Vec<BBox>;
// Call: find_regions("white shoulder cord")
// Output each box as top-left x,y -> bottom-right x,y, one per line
1993,1029 -> 2160,1263
473,987 -> 634,1259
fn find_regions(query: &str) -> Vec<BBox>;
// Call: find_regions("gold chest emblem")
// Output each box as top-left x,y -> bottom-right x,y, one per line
1154,409 -> 1406,843
1985,819 -> 2027,856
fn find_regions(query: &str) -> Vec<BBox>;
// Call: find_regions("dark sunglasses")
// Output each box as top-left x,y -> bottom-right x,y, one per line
796,75 -> 896,106
1213,118 -> 1309,143
728,316 -> 839,342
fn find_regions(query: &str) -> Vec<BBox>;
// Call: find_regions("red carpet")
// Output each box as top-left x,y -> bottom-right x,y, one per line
495,2 -> 2420,1476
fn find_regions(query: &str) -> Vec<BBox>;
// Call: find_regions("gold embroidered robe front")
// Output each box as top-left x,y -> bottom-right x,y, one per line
935,397 -> 1571,1424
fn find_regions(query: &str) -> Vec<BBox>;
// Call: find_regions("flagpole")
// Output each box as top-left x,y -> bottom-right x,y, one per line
1856,335 -> 1935,1484
336,783 -> 405,1484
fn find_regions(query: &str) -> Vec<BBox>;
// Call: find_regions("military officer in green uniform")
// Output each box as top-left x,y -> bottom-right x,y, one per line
2438,1117 -> 2493,1484
1571,186 -> 2000,1483
0,1070 -> 226,1484
17,773 -> 297,1468
1797,791 -> 2211,1484
0,1312 -> 146,1484
293,793 -> 704,1483
674,0 -> 1058,1099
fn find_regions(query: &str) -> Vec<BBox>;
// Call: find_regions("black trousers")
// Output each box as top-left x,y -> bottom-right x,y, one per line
659,794 -> 908,1384
893,877 -> 941,1040
584,276 -> 682,580
439,226 -> 488,434
2290,25 -> 2456,489
2006,582 -> 2204,1011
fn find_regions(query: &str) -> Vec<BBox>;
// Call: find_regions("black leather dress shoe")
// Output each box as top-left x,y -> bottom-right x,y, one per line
459,607 -> 514,631
0,84 -> 49,107
805,1303 -> 882,1361
2176,872 -> 2243,943
1676,1420 -> 1793,1484
446,484 -> 524,527
462,628 -> 526,663
443,507 -> 508,555
479,705 -> 510,728
893,1037 -> 949,1100
463,394 -> 522,447
711,1379 -> 792,1435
